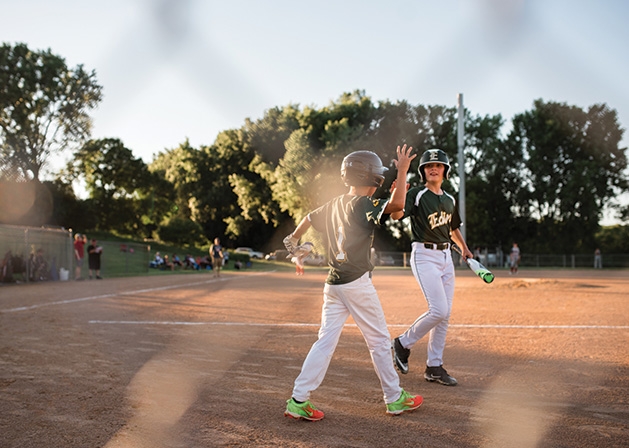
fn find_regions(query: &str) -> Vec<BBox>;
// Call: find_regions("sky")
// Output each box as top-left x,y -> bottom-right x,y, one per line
2,0 -> 628,223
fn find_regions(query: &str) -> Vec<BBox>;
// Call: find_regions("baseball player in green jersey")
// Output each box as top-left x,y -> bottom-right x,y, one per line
283,145 -> 422,421
391,149 -> 473,386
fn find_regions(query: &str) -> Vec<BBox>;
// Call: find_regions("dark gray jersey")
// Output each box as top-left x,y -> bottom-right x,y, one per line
402,187 -> 462,243
309,194 -> 388,285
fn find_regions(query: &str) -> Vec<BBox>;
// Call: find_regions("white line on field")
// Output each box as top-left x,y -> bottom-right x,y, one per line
1,273 -> 269,313
87,321 -> 629,330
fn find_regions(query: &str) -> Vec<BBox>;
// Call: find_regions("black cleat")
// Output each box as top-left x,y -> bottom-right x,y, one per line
392,337 -> 410,374
424,365 -> 458,386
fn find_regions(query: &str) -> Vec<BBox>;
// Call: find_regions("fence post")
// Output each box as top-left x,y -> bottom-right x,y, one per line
24,228 -> 30,283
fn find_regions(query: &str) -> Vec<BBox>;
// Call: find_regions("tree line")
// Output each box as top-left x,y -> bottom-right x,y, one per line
2,43 -> 628,254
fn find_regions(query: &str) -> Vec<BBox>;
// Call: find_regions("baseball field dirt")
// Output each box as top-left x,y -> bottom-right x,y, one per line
0,267 -> 627,447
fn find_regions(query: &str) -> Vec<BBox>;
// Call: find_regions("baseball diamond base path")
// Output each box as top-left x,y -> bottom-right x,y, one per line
0,268 -> 627,447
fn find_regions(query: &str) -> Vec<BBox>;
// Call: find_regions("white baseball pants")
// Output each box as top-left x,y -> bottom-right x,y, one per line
398,242 -> 455,367
291,272 -> 402,404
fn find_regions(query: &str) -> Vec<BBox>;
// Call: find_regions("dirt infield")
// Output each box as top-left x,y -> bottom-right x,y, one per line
1,268 -> 628,447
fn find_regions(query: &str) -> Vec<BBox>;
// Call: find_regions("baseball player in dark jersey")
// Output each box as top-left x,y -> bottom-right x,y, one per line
391,149 -> 473,386
283,145 -> 423,421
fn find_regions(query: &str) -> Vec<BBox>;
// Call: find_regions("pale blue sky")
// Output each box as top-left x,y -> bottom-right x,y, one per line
2,0 -> 628,222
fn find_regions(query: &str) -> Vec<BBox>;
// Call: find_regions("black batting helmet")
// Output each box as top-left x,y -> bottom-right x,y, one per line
418,149 -> 450,182
341,151 -> 388,187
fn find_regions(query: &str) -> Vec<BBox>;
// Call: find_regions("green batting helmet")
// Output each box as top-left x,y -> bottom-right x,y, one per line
418,149 -> 450,182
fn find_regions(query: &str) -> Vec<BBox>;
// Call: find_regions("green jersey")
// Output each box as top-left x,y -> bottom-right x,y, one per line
402,186 -> 462,243
309,194 -> 388,285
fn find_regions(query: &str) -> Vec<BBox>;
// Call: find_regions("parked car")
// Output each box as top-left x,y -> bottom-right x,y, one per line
234,247 -> 265,259
265,250 -> 290,262
303,253 -> 326,266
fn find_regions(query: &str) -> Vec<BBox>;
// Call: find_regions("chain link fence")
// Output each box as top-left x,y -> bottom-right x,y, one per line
375,250 -> 629,269
0,225 -> 151,284
0,224 -> 73,283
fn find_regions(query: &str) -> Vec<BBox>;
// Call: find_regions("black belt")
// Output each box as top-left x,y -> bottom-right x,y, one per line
424,242 -> 450,250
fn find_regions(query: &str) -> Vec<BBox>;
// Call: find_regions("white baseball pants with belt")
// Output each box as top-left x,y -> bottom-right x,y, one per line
291,272 -> 402,404
398,242 -> 455,367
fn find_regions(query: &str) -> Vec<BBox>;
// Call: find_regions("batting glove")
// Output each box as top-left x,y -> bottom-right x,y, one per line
283,233 -> 299,254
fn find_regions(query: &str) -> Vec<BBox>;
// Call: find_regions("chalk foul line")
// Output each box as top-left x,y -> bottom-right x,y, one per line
1,272 -> 269,313
87,321 -> 629,330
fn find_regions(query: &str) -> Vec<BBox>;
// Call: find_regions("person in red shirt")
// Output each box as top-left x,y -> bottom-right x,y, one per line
74,233 -> 86,280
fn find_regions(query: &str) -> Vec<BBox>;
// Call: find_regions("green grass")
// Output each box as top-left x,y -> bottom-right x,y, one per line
82,232 -> 330,278
83,232 -> 302,278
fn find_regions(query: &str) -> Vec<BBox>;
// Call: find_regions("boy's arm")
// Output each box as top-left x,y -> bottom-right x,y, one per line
387,179 -> 407,220
451,228 -> 473,259
384,145 -> 415,216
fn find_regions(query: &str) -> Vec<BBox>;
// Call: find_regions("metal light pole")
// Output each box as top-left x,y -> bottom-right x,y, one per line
457,93 -> 466,242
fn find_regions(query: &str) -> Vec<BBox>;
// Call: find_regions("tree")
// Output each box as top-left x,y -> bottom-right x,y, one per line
157,216 -> 205,247
461,113 -> 524,250
0,43 -> 102,180
505,100 -> 628,252
596,225 -> 629,253
243,105 -> 301,165
70,138 -> 155,236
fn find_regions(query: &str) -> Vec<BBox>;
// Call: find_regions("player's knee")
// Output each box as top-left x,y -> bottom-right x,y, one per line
430,306 -> 449,322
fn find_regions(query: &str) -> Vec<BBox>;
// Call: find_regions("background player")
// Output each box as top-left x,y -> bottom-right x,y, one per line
210,238 -> 224,278
283,145 -> 422,421
509,242 -> 521,274
391,149 -> 473,386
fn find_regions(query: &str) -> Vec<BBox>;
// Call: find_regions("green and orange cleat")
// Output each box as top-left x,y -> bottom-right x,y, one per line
284,398 -> 325,421
386,389 -> 423,415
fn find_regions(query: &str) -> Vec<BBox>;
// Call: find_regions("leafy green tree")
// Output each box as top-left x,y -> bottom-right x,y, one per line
0,43 -> 102,180
149,140 -> 204,224
461,113 -> 523,250
226,161 -> 286,237
505,100 -> 628,252
596,225 -> 629,253
70,138 -> 154,236
150,135 -> 278,248
243,105 -> 301,165
45,179 -> 93,230
157,216 -> 205,247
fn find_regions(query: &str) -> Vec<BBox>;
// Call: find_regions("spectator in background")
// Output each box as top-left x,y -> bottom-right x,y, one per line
197,255 -> 212,270
74,233 -> 86,280
162,254 -> 174,271
210,238 -> 224,278
172,253 -> 183,268
509,242 -> 521,275
1,250 -> 14,283
150,252 -> 164,268
184,254 -> 199,270
594,248 -> 602,269
87,238 -> 103,279
29,248 -> 49,282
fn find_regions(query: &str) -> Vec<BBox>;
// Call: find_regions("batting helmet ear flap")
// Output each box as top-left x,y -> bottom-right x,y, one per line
418,149 -> 450,182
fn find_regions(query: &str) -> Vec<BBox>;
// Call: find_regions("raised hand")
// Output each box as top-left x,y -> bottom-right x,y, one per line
393,144 -> 416,174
